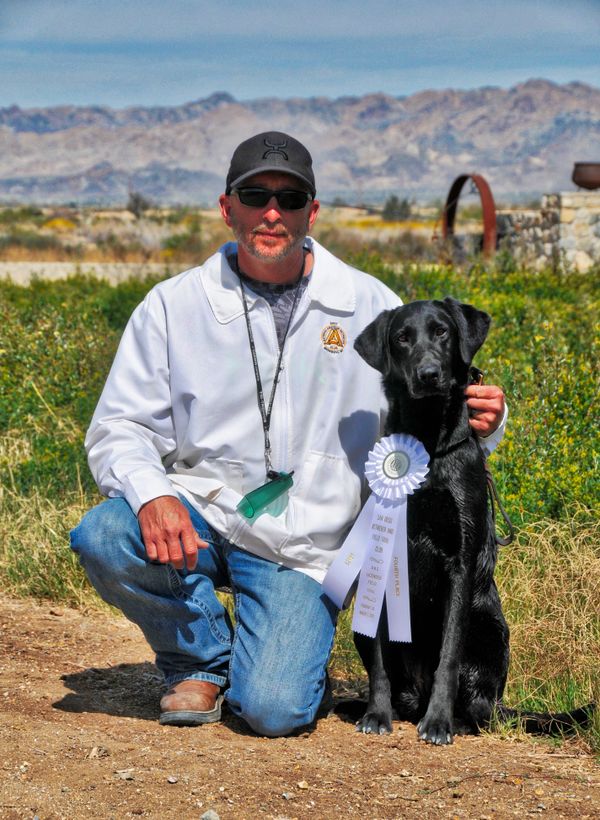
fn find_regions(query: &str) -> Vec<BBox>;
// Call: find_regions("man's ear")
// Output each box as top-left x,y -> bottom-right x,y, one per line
219,193 -> 232,227
354,309 -> 397,374
307,198 -> 320,231
439,296 -> 491,365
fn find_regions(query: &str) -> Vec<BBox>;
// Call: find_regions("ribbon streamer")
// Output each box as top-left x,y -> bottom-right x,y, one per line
322,434 -> 429,642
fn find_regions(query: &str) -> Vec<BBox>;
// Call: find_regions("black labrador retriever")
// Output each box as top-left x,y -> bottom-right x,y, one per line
352,297 -> 590,744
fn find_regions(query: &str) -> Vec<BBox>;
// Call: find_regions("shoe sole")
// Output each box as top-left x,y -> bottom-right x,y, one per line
159,694 -> 224,726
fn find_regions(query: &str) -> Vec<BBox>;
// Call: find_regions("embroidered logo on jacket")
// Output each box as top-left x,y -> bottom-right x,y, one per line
321,322 -> 347,354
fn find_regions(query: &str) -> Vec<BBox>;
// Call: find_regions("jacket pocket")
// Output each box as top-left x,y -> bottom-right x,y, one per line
283,450 -> 362,559
168,457 -> 244,501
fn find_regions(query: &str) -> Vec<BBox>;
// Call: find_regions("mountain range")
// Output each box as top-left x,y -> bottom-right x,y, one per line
1,80 -> 598,205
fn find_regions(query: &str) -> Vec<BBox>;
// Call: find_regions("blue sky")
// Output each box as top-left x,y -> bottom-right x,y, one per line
1,0 -> 599,108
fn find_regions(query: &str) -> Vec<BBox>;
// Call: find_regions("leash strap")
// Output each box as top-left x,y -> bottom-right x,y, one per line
472,434 -> 515,547
469,367 -> 515,547
485,463 -> 515,546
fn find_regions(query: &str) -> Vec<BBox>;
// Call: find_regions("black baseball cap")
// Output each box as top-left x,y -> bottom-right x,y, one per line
226,131 -> 316,196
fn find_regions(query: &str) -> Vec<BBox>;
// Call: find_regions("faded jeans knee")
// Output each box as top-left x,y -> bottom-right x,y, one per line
229,676 -> 323,738
70,497 -> 146,594
238,695 -> 314,738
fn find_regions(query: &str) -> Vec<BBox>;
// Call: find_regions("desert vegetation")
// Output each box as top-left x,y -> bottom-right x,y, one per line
0,200 -> 512,272
0,202 -> 447,268
0,204 -> 229,265
0,211 -> 598,749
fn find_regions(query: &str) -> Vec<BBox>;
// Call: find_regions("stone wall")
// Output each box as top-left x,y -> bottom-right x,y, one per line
498,191 -> 600,272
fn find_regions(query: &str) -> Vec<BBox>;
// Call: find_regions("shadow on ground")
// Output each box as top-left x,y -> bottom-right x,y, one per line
52,663 -> 366,736
53,662 -> 258,735
53,661 -> 163,720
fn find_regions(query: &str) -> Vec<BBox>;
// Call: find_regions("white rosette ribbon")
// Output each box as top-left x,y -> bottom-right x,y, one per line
322,434 -> 429,642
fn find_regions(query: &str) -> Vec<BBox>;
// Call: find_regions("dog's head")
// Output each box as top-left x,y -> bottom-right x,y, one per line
355,297 -> 491,398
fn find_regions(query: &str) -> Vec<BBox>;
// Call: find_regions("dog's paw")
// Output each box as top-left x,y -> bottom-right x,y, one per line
356,711 -> 393,735
417,714 -> 454,745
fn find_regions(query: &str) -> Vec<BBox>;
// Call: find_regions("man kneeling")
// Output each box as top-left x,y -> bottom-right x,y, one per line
71,131 -> 505,735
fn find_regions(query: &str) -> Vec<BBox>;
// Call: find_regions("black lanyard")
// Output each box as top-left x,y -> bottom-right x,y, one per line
238,261 -> 305,479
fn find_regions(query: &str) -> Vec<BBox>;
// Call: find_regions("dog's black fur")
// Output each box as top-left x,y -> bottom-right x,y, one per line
352,297 -> 592,744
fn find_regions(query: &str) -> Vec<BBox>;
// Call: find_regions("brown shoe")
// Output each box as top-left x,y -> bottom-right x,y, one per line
159,680 -> 223,726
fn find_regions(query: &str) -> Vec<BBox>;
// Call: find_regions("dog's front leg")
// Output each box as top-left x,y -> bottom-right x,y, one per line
354,629 -> 394,734
417,558 -> 472,745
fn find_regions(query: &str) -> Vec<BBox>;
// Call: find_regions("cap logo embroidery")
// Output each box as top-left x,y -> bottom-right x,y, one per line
262,138 -> 289,160
321,322 -> 347,354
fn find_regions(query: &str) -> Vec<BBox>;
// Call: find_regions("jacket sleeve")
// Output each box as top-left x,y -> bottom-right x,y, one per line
85,290 -> 180,514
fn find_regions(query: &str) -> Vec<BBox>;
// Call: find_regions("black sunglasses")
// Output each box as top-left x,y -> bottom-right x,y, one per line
233,187 -> 313,211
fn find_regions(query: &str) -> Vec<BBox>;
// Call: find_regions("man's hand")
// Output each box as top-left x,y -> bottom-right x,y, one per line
138,496 -> 208,571
465,384 -> 505,437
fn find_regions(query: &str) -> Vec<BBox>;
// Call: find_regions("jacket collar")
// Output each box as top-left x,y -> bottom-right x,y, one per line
201,238 -> 356,324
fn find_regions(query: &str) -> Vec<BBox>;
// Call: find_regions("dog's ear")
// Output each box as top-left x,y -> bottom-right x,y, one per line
354,309 -> 396,373
439,297 -> 491,365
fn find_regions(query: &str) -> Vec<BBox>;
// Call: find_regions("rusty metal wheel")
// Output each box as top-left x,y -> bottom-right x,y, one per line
442,173 -> 497,256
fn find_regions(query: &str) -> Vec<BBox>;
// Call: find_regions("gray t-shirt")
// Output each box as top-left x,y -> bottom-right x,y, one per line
228,252 -> 310,349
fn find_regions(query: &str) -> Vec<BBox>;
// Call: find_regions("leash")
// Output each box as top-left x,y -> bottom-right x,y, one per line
483,460 -> 515,546
469,366 -> 515,547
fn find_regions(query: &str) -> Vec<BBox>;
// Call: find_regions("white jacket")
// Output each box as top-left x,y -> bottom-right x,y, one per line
86,238 -> 505,582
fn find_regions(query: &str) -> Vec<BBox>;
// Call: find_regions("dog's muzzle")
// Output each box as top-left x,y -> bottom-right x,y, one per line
417,364 -> 441,386
410,362 -> 446,397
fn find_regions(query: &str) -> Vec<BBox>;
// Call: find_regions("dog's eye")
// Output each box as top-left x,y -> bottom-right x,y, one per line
435,327 -> 447,337
394,332 -> 409,344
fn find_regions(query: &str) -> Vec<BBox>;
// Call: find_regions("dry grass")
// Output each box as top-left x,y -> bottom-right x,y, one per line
1,485 -> 597,748
0,205 -> 439,266
0,206 -> 235,265
0,487 -> 91,605
497,514 -> 599,721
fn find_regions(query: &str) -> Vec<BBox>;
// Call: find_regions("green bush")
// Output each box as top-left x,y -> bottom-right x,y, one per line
1,260 -> 597,528
0,274 -> 161,495
0,206 -> 45,226
161,215 -> 203,261
381,194 -> 411,221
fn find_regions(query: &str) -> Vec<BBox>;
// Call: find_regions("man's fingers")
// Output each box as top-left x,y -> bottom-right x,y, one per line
466,397 -> 502,411
145,538 -> 158,562
465,383 -> 505,436
137,497 -> 211,568
469,415 -> 493,433
166,534 -> 184,569
465,384 -> 503,399
468,410 -> 499,435
154,538 -> 170,564
181,529 -> 201,571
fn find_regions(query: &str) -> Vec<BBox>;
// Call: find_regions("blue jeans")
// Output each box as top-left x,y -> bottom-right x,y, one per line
70,496 -> 338,737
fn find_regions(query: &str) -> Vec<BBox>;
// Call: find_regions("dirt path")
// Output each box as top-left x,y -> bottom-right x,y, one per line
0,596 -> 597,820
0,262 -> 171,286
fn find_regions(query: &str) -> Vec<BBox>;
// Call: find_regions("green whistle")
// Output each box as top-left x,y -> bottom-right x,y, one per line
237,471 -> 294,519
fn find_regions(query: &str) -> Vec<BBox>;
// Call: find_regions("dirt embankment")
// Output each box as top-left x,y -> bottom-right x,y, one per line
0,596 -> 597,819
0,262 -> 170,286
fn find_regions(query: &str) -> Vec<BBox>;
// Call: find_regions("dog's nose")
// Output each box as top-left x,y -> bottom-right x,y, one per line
417,365 -> 441,385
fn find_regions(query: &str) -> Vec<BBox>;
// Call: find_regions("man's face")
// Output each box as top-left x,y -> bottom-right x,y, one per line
219,172 -> 320,264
